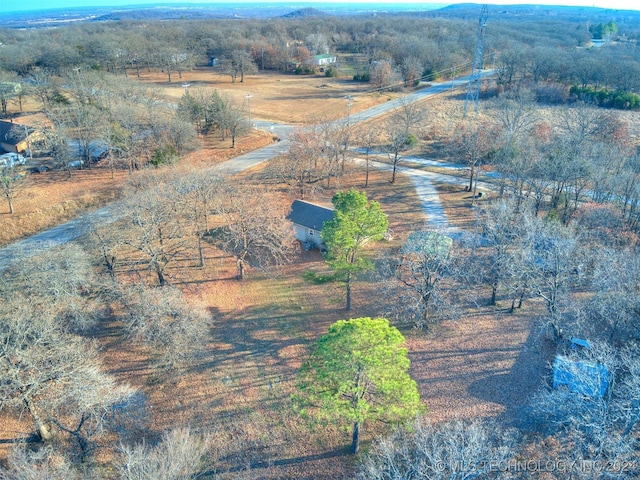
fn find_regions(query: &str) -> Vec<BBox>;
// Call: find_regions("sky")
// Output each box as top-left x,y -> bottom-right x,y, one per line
2,0 -> 639,14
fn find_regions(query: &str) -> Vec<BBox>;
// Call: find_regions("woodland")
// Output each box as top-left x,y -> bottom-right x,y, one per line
1,4 -> 640,479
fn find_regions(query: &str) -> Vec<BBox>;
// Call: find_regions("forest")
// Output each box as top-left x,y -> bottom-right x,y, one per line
1,4 -> 640,479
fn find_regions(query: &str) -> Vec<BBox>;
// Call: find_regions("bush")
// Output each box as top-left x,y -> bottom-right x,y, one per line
294,66 -> 315,75
569,85 -> 640,110
150,144 -> 178,167
353,72 -> 370,82
324,66 -> 337,77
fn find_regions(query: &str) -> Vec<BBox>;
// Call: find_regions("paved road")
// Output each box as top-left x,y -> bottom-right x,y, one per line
0,71 -> 493,269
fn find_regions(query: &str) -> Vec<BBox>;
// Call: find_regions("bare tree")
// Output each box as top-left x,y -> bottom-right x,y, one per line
223,50 -> 258,83
120,185 -> 195,286
0,165 -> 28,214
369,60 -> 398,91
175,171 -> 221,268
381,230 -> 457,330
0,445 -> 80,480
481,198 -> 535,307
580,248 -> 640,343
1,243 -> 105,334
116,428 -> 213,480
210,183 -> 296,280
0,298 -> 134,457
385,100 -> 421,184
358,418 -> 518,480
274,127 -> 324,198
358,124 -> 382,188
444,120 -> 494,194
522,219 -> 584,339
121,284 -> 211,370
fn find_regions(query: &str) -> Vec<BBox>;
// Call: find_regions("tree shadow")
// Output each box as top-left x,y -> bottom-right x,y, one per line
466,321 -> 555,427
207,447 -> 349,476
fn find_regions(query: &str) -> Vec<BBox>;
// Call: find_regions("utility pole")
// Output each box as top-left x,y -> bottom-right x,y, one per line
245,93 -> 252,128
464,4 -> 489,117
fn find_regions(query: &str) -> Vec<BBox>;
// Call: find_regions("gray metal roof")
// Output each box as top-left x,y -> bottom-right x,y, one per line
287,200 -> 334,231
0,121 -> 24,146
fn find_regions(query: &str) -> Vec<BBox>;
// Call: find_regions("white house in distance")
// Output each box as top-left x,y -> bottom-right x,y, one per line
313,54 -> 337,66
287,199 -> 334,250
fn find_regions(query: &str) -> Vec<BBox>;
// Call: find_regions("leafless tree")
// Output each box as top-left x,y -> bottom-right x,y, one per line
120,284 -> 211,370
28,68 -> 59,110
218,99 -> 250,148
0,297 -> 134,458
120,185 -> 196,286
0,165 -> 28,215
380,230 -> 458,330
369,60 -> 398,91
358,417 -> 518,480
358,124 -> 382,188
579,249 -> 640,343
116,427 -> 213,480
223,50 -> 258,83
481,198 -> 535,307
385,99 -> 421,184
174,171 -> 222,268
522,219 -> 584,339
1,243 -> 105,334
210,183 -> 296,280
0,444 -> 80,480
444,120 -> 495,194
274,127 -> 324,198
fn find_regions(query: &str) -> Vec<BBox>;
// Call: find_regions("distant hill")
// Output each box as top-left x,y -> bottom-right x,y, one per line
280,7 -> 329,19
426,3 -> 640,22
2,3 -> 638,29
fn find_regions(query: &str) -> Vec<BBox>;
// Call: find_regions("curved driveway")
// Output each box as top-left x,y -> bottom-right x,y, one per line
0,71 -> 493,270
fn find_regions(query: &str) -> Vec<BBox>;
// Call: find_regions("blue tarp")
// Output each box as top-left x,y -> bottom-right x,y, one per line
553,355 -> 609,399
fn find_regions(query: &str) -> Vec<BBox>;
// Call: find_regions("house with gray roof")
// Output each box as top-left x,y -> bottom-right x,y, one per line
287,199 -> 334,250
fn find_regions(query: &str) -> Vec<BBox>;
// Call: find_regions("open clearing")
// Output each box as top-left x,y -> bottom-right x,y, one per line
1,70 -> 557,477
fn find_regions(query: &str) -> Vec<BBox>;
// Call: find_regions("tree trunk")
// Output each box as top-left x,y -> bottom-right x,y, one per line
7,197 -> 14,214
365,156 -> 370,187
351,421 -> 360,454
391,153 -> 398,184
197,234 -> 205,268
238,258 -> 245,280
345,272 -> 352,311
468,164 -> 475,192
24,398 -> 53,442
156,265 -> 166,286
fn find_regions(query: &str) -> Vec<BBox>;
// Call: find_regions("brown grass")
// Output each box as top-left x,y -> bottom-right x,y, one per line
0,73 -> 570,477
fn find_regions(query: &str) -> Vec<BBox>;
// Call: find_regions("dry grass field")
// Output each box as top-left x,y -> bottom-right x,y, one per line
0,69 -> 572,477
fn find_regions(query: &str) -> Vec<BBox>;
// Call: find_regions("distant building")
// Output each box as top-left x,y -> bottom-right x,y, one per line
287,199 -> 334,250
313,54 -> 337,66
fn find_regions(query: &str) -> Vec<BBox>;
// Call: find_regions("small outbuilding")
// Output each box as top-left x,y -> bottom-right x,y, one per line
287,199 -> 334,250
552,354 -> 609,399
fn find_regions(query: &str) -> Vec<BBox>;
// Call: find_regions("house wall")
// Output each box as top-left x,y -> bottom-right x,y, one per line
293,224 -> 323,247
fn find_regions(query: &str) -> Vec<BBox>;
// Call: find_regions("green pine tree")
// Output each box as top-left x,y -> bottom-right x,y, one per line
294,317 -> 424,454
321,188 -> 388,310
